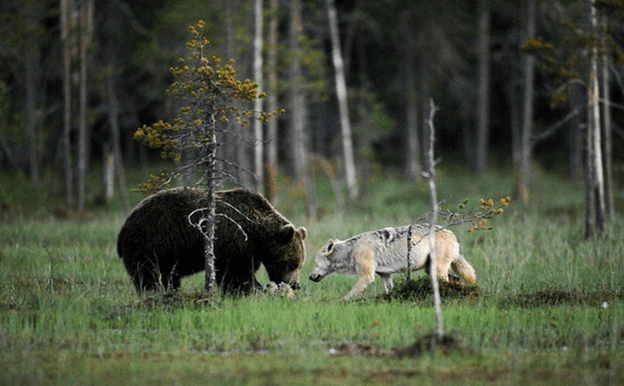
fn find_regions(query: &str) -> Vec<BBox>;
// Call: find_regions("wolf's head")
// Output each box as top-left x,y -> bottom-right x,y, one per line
309,238 -> 355,283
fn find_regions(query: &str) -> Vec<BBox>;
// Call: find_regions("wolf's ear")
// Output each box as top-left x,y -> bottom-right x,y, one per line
323,239 -> 335,256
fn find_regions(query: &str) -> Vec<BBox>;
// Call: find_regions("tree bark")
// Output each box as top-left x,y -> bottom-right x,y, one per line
266,0 -> 279,202
568,86 -> 584,181
327,0 -> 358,201
77,0 -> 93,212
289,0 -> 305,182
252,0 -> 264,194
600,13 -> 614,221
401,17 -> 420,181
107,73 -> 130,213
424,99 -> 443,340
587,0 -> 606,237
104,1 -> 130,213
475,0 -> 491,175
518,0 -> 536,204
61,0 -> 74,209
204,126 -> 218,295
24,32 -> 40,189
289,0 -> 316,219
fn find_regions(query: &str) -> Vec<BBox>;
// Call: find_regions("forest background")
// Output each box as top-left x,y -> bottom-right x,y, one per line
2,2 -> 624,383
0,0 -> 623,223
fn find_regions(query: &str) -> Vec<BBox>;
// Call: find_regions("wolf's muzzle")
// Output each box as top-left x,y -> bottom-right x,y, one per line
309,273 -> 323,282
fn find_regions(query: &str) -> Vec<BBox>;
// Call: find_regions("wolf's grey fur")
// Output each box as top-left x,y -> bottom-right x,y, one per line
309,224 -> 476,300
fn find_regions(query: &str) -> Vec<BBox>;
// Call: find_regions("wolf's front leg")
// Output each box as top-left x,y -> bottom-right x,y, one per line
342,248 -> 376,300
342,273 -> 375,300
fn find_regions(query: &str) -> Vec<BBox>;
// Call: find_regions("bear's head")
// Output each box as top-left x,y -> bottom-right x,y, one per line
262,224 -> 307,290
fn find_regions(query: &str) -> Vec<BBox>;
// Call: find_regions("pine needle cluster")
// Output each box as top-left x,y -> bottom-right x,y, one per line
133,20 -> 283,195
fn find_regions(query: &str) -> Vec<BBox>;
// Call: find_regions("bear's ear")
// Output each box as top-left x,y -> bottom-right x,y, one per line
297,227 -> 307,240
277,224 -> 296,242
323,239 -> 335,256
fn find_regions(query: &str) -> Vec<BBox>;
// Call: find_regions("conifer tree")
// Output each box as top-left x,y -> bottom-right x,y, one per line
133,21 -> 282,294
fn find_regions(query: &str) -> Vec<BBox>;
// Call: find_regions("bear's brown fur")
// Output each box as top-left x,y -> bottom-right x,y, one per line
117,188 -> 307,294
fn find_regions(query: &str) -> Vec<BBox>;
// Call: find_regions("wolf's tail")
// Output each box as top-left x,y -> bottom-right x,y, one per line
451,253 -> 477,285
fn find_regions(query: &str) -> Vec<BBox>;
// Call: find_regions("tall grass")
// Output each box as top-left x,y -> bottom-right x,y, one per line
1,165 -> 623,385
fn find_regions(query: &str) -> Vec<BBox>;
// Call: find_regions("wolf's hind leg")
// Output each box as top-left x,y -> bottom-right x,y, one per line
378,273 -> 393,293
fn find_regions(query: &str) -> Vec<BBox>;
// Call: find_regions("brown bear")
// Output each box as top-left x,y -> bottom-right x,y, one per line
117,187 -> 307,294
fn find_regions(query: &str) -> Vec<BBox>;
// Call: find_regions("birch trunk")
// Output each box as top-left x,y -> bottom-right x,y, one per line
290,0 -> 316,219
475,1 -> 491,174
587,0 -> 606,236
253,0 -> 264,193
327,0 -> 358,201
61,0 -> 73,208
266,0 -> 279,202
518,0 -> 535,204
600,13 -> 614,221
401,18 -> 420,181
77,0 -> 93,212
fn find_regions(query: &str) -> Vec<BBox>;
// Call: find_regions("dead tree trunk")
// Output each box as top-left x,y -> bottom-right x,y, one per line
424,99 -> 443,340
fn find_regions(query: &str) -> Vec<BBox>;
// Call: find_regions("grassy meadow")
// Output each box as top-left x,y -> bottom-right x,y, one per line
1,165 -> 623,385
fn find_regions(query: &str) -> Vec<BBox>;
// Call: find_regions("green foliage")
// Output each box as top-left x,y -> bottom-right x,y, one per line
522,2 -> 624,108
133,21 -> 283,195
439,196 -> 511,232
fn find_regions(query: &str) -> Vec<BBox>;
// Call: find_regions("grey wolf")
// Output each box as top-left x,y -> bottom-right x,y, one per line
309,224 -> 475,300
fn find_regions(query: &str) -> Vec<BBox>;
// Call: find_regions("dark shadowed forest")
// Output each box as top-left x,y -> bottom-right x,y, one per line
1,0 -> 623,224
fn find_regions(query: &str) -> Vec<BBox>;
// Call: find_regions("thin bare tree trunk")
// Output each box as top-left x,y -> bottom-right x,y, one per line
77,0 -> 93,212
588,0 -> 606,236
600,13 -> 614,221
104,1 -> 130,213
25,37 -> 40,189
225,2 -> 250,187
289,0 -> 305,182
327,0 -> 358,201
252,0 -> 264,193
518,0 -> 535,204
424,99 -> 443,339
401,17 -> 420,181
61,0 -> 73,208
107,74 -> 130,213
475,0 -> 491,174
203,126 -> 218,295
569,86 -> 584,181
289,0 -> 316,219
266,0 -> 279,202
